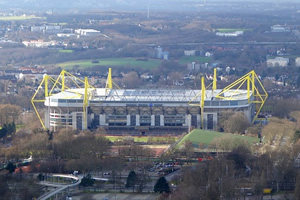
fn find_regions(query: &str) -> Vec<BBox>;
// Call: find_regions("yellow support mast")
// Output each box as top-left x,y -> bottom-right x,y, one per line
215,70 -> 268,123
105,68 -> 120,95
106,68 -> 113,89
83,77 -> 89,129
32,70 -> 97,130
201,77 -> 206,129
31,75 -> 50,130
213,68 -> 217,91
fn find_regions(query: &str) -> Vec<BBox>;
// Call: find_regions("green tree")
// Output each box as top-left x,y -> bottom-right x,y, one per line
6,162 -> 16,174
154,177 -> 170,194
126,170 -> 137,192
80,173 -> 95,187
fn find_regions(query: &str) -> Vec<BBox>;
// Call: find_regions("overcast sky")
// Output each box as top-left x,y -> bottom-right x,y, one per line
0,0 -> 299,12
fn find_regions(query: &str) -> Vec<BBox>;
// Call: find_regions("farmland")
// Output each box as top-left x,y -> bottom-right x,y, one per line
0,15 -> 45,21
58,58 -> 162,70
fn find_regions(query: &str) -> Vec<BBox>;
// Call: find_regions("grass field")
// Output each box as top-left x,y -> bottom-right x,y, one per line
0,16 -> 45,21
215,28 -> 252,33
58,58 -> 162,70
105,135 -> 179,143
58,49 -> 73,53
176,129 -> 259,148
179,56 -> 211,64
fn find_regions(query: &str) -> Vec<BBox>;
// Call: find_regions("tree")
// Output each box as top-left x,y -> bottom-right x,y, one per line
294,172 -> 300,200
122,71 -> 142,89
223,112 -> 250,134
126,170 -> 137,192
136,170 -> 149,193
6,162 -> 16,174
154,177 -> 170,194
80,173 -> 95,187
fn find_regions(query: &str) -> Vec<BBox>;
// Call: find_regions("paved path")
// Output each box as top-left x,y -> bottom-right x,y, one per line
72,193 -> 158,200
37,174 -> 81,200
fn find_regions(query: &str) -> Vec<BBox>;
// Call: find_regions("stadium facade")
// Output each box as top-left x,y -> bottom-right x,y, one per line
32,69 -> 268,134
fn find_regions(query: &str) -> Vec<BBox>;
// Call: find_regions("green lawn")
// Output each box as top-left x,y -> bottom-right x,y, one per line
176,129 -> 259,148
0,16 -> 45,21
58,49 -> 73,53
179,56 -> 211,64
58,58 -> 162,70
215,28 -> 252,33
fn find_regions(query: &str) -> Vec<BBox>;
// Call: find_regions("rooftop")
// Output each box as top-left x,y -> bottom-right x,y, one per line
47,88 -> 251,103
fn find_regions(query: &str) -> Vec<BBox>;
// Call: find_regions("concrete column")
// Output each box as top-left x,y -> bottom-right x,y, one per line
151,115 -> 155,126
184,114 -> 191,126
213,113 -> 218,130
244,108 -> 252,123
136,115 -> 140,126
185,114 -> 191,132
81,108 -> 88,130
160,115 -> 164,126
72,112 -> 77,130
203,113 -> 207,130
44,109 -> 50,129
99,114 -> 106,125
127,115 -> 131,126
196,114 -> 201,129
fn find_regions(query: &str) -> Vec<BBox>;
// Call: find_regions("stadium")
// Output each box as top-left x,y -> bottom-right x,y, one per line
32,68 -> 268,134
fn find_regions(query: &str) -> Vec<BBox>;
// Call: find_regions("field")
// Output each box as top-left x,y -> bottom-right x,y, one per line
58,49 -> 73,53
0,16 -> 45,21
58,58 -> 162,70
105,135 -> 179,143
176,129 -> 259,148
215,28 -> 252,32
179,56 -> 211,64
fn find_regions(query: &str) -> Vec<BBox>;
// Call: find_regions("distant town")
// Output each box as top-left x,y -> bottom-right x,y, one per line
0,1 -> 300,200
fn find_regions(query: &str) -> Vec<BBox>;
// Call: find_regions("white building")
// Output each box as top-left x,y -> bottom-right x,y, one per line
271,25 -> 289,33
184,50 -> 196,56
267,57 -> 289,67
216,31 -> 243,37
295,57 -> 300,67
75,29 -> 101,36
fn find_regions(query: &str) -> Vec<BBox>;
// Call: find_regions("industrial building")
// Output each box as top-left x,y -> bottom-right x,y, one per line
32,69 -> 268,134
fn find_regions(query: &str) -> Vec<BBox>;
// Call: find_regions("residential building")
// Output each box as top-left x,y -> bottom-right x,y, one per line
267,57 -> 289,67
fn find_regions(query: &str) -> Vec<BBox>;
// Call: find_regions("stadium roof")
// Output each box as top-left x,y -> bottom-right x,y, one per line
48,88 -> 251,103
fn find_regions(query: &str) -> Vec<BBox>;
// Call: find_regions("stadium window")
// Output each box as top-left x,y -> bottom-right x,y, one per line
230,101 -> 238,106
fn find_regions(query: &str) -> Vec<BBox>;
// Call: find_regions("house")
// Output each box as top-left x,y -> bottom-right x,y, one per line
271,25 -> 290,33
267,57 -> 289,67
295,57 -> 300,67
205,52 -> 212,57
187,62 -> 201,71
216,31 -> 243,37
184,50 -> 196,56
155,46 -> 169,60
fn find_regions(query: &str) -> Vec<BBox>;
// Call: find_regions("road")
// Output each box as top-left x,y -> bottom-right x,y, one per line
132,41 -> 300,47
37,174 -> 81,200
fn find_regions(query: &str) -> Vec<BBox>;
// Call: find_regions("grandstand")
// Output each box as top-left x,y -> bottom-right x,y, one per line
32,68 -> 267,134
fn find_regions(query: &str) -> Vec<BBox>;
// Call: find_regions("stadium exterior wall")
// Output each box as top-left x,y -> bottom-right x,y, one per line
44,88 -> 254,135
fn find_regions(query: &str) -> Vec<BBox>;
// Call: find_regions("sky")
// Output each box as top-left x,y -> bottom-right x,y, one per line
0,0 -> 299,12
